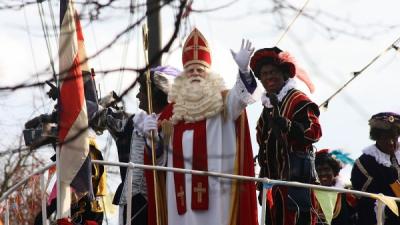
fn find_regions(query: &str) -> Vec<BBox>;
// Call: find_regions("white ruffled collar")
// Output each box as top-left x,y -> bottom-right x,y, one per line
261,79 -> 296,108
333,176 -> 346,188
362,144 -> 400,167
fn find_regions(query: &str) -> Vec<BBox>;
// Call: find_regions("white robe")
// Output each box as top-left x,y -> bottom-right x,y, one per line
166,74 -> 256,225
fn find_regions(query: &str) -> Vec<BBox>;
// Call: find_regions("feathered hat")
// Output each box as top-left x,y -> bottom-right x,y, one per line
315,148 -> 354,176
250,47 -> 315,93
250,47 -> 295,78
150,66 -> 181,94
369,112 -> 400,130
182,28 -> 211,68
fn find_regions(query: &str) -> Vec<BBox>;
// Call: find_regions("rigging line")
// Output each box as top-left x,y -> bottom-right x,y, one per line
103,1 -> 138,162
93,0 -> 186,107
90,25 -> 104,72
137,0 -> 144,62
319,35 -> 400,109
21,0 -> 46,109
291,35 -> 370,118
117,0 -> 137,95
275,0 -> 311,46
89,21 -> 106,110
88,16 -> 113,162
47,0 -> 59,46
189,0 -> 238,13
37,1 -> 57,84
163,0 -> 188,63
77,0 -> 170,71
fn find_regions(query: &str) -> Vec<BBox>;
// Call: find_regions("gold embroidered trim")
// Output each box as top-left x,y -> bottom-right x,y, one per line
355,159 -> 373,192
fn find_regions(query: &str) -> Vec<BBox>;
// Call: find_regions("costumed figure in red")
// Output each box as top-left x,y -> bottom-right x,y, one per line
252,47 -> 322,225
315,149 -> 357,225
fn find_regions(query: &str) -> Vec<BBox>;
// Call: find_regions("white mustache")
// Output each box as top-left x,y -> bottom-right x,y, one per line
189,76 -> 204,82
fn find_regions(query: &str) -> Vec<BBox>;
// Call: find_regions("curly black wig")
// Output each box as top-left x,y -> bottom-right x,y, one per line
315,151 -> 342,177
138,71 -> 168,107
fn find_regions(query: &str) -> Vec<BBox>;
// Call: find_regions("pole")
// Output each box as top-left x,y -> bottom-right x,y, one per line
261,188 -> 267,224
4,199 -> 9,225
40,173 -> 48,225
146,0 -> 162,67
126,167 -> 133,225
142,24 -> 161,225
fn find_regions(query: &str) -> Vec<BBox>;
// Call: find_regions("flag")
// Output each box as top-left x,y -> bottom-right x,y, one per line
315,190 -> 338,225
58,0 -> 90,218
68,2 -> 98,120
371,193 -> 399,216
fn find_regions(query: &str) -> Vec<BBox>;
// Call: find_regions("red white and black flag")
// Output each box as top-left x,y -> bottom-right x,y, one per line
57,0 -> 92,219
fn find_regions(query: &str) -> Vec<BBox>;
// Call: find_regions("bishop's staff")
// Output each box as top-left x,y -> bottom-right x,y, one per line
142,24 -> 161,225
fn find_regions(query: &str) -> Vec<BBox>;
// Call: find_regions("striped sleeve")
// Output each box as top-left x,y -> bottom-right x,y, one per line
303,107 -> 322,142
289,105 -> 321,145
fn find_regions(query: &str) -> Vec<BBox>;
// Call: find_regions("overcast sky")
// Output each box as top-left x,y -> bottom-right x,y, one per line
1,0 -> 400,221
2,0 -> 400,176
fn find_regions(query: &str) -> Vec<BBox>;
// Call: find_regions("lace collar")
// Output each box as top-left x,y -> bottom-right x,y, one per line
333,176 -> 346,188
362,144 -> 400,167
261,78 -> 296,108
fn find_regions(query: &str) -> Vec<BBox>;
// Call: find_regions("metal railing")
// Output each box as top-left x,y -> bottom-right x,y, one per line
0,162 -> 55,225
1,160 -> 399,225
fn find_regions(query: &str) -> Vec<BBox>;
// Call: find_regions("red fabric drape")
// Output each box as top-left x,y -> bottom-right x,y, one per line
57,218 -> 73,225
144,104 -> 173,225
173,120 -> 209,214
235,111 -> 259,225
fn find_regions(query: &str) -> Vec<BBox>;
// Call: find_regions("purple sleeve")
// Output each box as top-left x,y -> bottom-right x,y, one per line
239,70 -> 257,94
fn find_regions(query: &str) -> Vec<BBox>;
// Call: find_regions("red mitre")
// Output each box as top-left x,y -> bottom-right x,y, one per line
182,28 -> 211,68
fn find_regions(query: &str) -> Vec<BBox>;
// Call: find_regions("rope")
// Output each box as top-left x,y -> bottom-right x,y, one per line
319,36 -> 400,109
117,0 -> 136,95
21,0 -> 46,108
47,0 -> 59,46
37,1 -> 57,84
275,0 -> 311,46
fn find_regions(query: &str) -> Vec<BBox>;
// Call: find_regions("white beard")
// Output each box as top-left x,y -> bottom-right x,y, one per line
169,72 -> 226,124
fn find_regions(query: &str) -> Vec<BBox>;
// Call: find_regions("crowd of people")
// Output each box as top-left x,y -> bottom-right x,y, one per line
54,28 -> 400,225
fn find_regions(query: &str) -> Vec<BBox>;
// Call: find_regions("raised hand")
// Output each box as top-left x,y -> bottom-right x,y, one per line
230,39 -> 255,73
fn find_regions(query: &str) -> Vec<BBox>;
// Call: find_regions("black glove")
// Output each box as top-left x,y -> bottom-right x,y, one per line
45,81 -> 58,100
290,121 -> 305,137
257,189 -> 263,206
267,93 -> 279,106
272,116 -> 290,132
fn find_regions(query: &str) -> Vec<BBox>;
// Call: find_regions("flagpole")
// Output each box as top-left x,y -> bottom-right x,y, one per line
142,24 -> 161,225
56,147 -> 60,218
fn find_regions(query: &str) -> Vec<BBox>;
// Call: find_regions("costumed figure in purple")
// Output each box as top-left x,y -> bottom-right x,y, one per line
351,112 -> 400,225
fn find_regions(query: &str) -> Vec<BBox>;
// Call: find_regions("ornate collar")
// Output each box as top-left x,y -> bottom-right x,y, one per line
362,144 -> 400,167
261,78 -> 296,108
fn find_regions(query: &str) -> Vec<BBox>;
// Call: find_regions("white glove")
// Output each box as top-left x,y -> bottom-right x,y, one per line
230,39 -> 255,73
133,110 -> 147,135
143,113 -> 158,138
